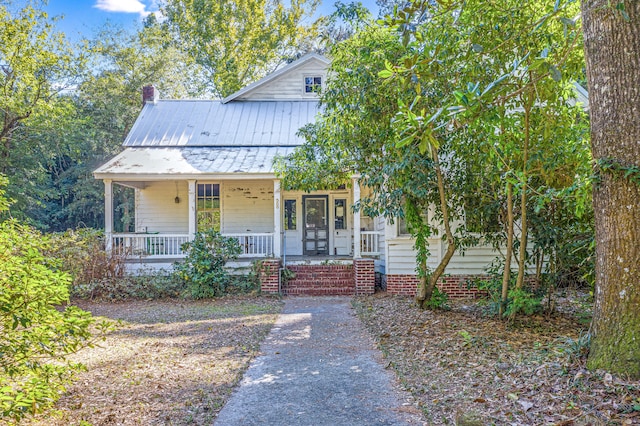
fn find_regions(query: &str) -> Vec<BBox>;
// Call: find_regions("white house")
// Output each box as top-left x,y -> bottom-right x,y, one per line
95,53 -> 561,297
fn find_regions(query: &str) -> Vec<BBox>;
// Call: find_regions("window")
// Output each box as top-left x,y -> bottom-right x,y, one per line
334,199 -> 346,230
197,183 -> 220,231
398,217 -> 410,236
304,76 -> 322,94
284,199 -> 297,230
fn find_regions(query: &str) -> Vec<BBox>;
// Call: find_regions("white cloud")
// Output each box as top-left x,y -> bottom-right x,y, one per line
94,0 -> 151,17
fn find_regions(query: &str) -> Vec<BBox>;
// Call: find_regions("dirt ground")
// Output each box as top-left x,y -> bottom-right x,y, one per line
23,297 -> 283,426
353,293 -> 640,425
17,292 -> 640,426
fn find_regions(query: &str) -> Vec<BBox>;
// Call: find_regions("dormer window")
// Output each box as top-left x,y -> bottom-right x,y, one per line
304,76 -> 322,94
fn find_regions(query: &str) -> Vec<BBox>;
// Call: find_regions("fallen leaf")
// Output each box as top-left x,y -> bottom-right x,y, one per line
518,400 -> 534,411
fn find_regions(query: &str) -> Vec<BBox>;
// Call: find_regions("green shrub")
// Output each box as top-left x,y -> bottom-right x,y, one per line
505,287 -> 542,317
46,228 -> 127,288
72,271 -> 184,300
174,229 -> 242,299
422,286 -> 450,310
0,220 -> 111,420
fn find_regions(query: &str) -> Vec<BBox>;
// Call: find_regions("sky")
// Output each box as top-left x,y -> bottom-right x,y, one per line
43,0 -> 380,42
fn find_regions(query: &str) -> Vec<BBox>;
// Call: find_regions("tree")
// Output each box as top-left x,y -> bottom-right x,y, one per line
164,0 -> 320,97
42,17 -> 209,231
0,2 -> 82,224
283,0 -> 590,312
382,0 -> 587,313
0,175 -> 110,420
582,0 -> 640,378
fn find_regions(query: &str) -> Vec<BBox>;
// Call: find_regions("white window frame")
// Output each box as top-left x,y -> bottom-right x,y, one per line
303,75 -> 322,95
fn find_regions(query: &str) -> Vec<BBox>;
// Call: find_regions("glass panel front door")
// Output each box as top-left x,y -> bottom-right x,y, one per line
303,196 -> 328,255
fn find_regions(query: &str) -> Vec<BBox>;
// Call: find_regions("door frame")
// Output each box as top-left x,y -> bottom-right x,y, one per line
302,195 -> 329,255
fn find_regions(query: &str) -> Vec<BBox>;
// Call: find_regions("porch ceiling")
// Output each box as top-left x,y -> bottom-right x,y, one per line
93,146 -> 296,179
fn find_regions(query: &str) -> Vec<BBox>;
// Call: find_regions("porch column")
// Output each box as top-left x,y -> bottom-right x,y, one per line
273,179 -> 282,257
353,177 -> 361,258
104,179 -> 113,253
188,179 -> 196,240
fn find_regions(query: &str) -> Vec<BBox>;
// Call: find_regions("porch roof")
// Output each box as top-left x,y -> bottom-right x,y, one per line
93,146 -> 296,179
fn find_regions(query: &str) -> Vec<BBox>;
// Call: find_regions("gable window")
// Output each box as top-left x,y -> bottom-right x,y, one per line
197,183 -> 220,231
304,76 -> 322,94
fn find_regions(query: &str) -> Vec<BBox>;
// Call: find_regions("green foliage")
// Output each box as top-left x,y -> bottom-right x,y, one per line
174,229 -> 242,299
421,286 -> 450,310
280,267 -> 296,285
45,228 -> 126,287
505,288 -> 542,317
474,262 -> 542,317
164,0 -> 320,97
72,272 -> 184,301
0,203 -> 109,419
596,157 -> 640,187
0,3 -> 84,226
557,332 -> 591,363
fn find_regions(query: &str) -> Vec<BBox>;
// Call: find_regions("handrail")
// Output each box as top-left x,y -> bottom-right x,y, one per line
360,230 -> 383,256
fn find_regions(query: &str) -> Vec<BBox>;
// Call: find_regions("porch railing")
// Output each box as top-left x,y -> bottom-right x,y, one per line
224,233 -> 274,258
111,232 -> 275,259
112,233 -> 190,258
360,231 -> 383,256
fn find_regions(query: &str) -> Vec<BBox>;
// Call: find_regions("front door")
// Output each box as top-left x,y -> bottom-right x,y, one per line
303,196 -> 329,255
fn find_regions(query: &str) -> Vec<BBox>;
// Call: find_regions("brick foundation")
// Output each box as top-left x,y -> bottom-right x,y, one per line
283,264 -> 355,296
259,259 -> 281,294
354,259 -> 375,295
386,274 -> 488,298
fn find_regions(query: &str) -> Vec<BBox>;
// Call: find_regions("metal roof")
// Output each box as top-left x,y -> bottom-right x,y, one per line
93,146 -> 296,178
123,100 -> 319,147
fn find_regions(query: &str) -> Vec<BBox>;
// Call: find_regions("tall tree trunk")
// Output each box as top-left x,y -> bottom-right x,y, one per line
515,101 -> 531,290
582,0 -> 640,378
420,147 -> 456,308
500,181 -> 514,317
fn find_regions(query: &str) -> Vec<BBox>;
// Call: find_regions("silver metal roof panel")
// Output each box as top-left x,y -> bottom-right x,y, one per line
123,100 -> 319,147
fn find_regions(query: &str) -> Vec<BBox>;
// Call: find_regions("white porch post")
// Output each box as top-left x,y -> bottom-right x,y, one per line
353,177 -> 361,258
188,179 -> 196,240
273,179 -> 282,258
104,179 -> 113,253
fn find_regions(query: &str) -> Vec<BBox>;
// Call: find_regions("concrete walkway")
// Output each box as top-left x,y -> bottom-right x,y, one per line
215,297 -> 424,426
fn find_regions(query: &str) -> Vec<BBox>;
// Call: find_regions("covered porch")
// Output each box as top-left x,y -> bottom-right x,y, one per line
102,177 -> 384,264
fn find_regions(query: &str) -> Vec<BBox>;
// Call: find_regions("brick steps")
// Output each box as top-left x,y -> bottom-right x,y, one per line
284,265 -> 355,296
258,260 -> 376,296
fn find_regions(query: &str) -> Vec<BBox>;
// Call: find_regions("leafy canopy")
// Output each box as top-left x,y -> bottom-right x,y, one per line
164,0 -> 321,97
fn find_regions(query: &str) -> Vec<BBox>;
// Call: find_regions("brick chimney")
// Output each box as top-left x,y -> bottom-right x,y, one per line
142,85 -> 158,105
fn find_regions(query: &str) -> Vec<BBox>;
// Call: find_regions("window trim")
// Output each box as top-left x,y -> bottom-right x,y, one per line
303,75 -> 322,95
196,182 -> 221,232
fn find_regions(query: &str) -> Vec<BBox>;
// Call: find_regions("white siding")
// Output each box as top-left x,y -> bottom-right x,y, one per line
385,228 -> 537,276
444,244 -> 502,275
237,59 -> 328,101
135,181 -> 189,233
386,237 -> 442,275
222,180 -> 274,233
